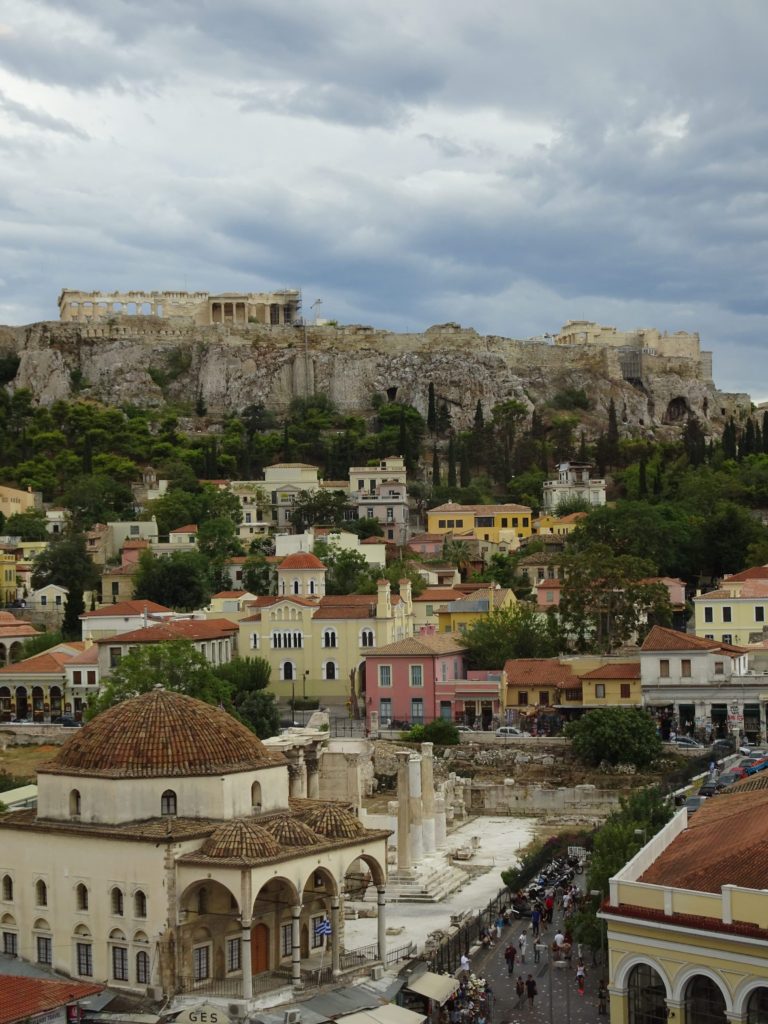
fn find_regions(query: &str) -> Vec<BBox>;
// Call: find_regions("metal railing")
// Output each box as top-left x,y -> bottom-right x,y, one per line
427,886 -> 511,975
175,975 -> 247,997
385,941 -> 417,965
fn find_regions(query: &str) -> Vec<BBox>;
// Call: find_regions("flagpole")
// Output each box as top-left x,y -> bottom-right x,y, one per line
318,932 -> 326,986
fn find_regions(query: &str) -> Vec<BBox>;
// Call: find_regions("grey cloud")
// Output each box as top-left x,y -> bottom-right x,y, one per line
0,91 -> 89,138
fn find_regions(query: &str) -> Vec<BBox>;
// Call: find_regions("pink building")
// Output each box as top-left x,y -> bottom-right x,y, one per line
364,630 -> 468,727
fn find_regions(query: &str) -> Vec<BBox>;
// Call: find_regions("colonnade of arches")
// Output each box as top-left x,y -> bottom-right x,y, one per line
176,853 -> 385,995
618,958 -> 768,1024
0,684 -> 62,722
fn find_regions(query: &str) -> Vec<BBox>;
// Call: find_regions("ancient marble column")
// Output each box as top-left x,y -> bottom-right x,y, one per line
396,751 -> 412,872
420,742 -> 436,854
408,752 -> 423,865
434,792 -> 447,849
377,886 -> 387,960
291,904 -> 302,988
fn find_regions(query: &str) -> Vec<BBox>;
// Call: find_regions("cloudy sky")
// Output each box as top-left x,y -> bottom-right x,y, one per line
1,0 -> 767,396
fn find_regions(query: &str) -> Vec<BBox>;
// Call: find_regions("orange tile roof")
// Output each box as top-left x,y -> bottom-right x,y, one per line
278,552 -> 326,570
171,523 -> 198,533
640,625 -> 747,654
361,535 -> 386,544
212,590 -> 249,599
368,635 -> 468,656
409,533 -> 446,543
416,588 -> 464,602
95,619 -> 238,645
639,784 -> 768,894
699,582 -> 768,599
429,502 -> 531,514
723,566 -> 768,583
580,661 -> 640,680
66,646 -> 100,665
503,658 -> 576,686
0,622 -> 39,638
81,599 -> 171,618
0,648 -> 78,675
0,976 -> 103,1024
122,538 -> 149,548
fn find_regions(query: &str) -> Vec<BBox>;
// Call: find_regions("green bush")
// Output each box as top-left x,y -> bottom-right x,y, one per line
401,720 -> 460,745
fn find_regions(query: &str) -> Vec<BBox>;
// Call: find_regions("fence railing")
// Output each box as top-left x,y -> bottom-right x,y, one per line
175,975 -> 248,997
426,886 -> 511,975
385,941 -> 417,965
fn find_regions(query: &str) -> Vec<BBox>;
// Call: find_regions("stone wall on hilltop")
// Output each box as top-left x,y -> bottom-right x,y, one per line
0,318 -> 751,435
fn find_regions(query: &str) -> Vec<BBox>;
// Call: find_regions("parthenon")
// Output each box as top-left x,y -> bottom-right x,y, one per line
57,288 -> 301,326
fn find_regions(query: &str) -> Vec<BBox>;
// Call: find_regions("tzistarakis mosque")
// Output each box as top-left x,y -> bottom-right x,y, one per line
0,690 -> 390,1004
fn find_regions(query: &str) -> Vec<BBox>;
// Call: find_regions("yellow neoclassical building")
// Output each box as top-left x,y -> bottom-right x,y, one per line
436,586 -> 516,634
426,502 -> 532,543
604,778 -> 768,1024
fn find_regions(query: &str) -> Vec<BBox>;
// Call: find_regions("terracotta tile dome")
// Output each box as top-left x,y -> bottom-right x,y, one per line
304,804 -> 365,839
264,817 -> 321,847
39,688 -> 284,779
201,819 -> 282,860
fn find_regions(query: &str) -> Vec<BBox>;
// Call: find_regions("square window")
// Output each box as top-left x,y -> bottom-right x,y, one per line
659,659 -> 670,678
112,945 -> 128,981
36,936 -> 52,965
620,683 -> 631,699
77,942 -> 93,977
714,661 -> 724,675
2,932 -> 17,957
227,937 -> 242,972
722,634 -> 732,645
539,690 -> 550,706
518,690 -> 528,706
193,945 -> 210,980
378,665 -> 392,687
595,684 -> 606,698
410,699 -> 424,723
757,607 -> 766,623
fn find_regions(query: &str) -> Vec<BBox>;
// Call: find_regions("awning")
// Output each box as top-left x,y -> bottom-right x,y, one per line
406,972 -> 460,1004
341,1006 -> 426,1024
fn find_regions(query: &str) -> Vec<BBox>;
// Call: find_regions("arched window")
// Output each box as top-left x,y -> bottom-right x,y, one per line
70,789 -> 81,817
282,661 -> 295,681
1,876 -> 12,901
683,975 -> 727,1024
360,629 -> 374,647
161,790 -> 177,816
35,880 -> 47,907
746,987 -> 768,1024
627,964 -> 667,1024
323,629 -> 337,648
197,887 -> 208,915
251,781 -> 262,813
136,949 -> 150,984
134,890 -> 147,919
309,579 -> 316,595
292,579 -> 300,595
111,887 -> 124,916
324,661 -> 337,680
76,883 -> 89,911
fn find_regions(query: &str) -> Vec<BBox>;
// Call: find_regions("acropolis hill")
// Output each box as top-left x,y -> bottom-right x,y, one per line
0,289 -> 751,434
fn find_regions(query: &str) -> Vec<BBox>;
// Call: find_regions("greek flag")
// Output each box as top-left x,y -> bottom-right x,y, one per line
315,917 -> 332,937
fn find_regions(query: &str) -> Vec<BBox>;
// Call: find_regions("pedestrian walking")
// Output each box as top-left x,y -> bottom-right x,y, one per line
598,979 -> 608,1015
495,913 -> 504,939
526,974 -> 537,1009
504,943 -> 517,975
515,976 -> 526,1009
545,892 -> 554,924
518,929 -> 527,964
460,953 -> 470,975
576,958 -> 587,996
531,906 -> 541,938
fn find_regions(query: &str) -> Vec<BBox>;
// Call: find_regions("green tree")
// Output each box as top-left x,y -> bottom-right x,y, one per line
31,534 -> 99,641
427,382 -> 437,434
214,657 -> 279,738
18,630 -> 64,658
463,603 -> 560,669
565,707 -> 662,767
447,435 -> 457,488
3,511 -> 48,540
197,517 -> 242,560
242,556 -> 272,595
132,550 -> 213,611
291,490 -> 352,532
558,545 -> 672,653
87,639 -> 232,718
606,398 -> 620,466
314,543 -> 375,595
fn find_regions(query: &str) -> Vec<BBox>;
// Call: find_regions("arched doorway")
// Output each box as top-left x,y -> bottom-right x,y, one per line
684,975 -> 727,1024
746,988 -> 768,1024
0,686 -> 10,721
251,922 -> 269,974
15,687 -> 28,721
628,963 -> 667,1024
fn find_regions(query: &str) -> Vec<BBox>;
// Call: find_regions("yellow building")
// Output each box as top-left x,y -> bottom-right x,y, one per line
437,586 -> 516,634
694,577 -> 768,646
604,778 -> 768,1024
426,502 -> 532,543
0,551 -> 18,605
238,553 -> 414,704
532,511 -> 587,536
579,661 -> 642,708
0,484 -> 36,520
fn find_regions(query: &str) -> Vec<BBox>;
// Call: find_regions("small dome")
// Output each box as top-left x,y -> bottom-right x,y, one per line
40,689 -> 283,779
264,817 -> 321,847
202,819 -> 282,860
304,804 -> 365,839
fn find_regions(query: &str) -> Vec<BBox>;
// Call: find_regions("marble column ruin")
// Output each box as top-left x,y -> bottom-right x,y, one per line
396,751 -> 412,872
420,742 -> 436,854
408,752 -> 424,865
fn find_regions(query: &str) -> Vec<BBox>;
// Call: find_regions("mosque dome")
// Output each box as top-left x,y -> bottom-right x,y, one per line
201,819 -> 282,860
304,803 -> 365,839
39,688 -> 284,779
263,817 -> 321,847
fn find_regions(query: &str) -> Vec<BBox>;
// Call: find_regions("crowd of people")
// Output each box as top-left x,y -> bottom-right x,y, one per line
445,965 -> 494,1024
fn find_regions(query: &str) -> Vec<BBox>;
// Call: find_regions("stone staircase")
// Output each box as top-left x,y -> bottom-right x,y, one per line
366,854 -> 473,903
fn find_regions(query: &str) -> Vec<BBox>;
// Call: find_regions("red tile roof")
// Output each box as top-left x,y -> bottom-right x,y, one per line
279,552 -> 326,570
0,976 -> 103,1024
368,635 -> 468,656
122,538 -> 149,548
503,658 -> 576,686
723,566 -> 768,583
0,648 -> 79,675
95,618 -> 238,645
640,625 -> 747,654
416,588 -> 464,602
580,661 -> 640,680
639,784 -> 768,894
429,502 -> 531,514
212,590 -> 249,599
81,599 -> 171,618
171,523 -> 198,533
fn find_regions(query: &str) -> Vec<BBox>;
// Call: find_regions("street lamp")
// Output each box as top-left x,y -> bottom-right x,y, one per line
634,827 -> 647,845
302,670 -> 309,725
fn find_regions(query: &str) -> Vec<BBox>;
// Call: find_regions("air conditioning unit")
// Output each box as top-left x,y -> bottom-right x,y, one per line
145,985 -> 163,1000
229,1004 -> 244,1018
284,1011 -> 302,1024
370,965 -> 385,980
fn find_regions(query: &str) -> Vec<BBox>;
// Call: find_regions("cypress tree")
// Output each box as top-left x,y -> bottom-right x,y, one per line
578,431 -> 588,463
606,398 -> 619,466
653,463 -> 663,497
756,421 -> 763,455
432,445 -> 441,486
459,439 -> 471,487
638,457 -> 648,498
745,418 -> 756,456
473,400 -> 484,431
447,435 -> 457,488
438,401 -> 451,436
763,412 -> 768,453
427,383 -> 437,434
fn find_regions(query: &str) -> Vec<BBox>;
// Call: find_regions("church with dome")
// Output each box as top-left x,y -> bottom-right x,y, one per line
0,688 -> 390,1004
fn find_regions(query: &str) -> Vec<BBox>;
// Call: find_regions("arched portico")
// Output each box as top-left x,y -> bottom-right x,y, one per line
177,879 -> 241,989
673,966 -> 733,1015
252,875 -> 299,979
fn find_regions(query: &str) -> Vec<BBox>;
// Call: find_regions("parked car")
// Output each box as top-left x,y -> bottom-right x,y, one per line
698,782 -> 720,797
496,725 -> 525,738
710,738 -> 735,757
60,715 -> 80,728
684,796 -> 706,814
671,736 -> 704,748
714,772 -> 740,790
456,725 -> 473,733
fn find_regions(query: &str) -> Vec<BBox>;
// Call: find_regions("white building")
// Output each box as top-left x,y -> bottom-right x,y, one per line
541,461 -> 606,511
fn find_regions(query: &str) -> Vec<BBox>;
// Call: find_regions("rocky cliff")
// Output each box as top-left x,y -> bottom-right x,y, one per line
0,318 -> 751,435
